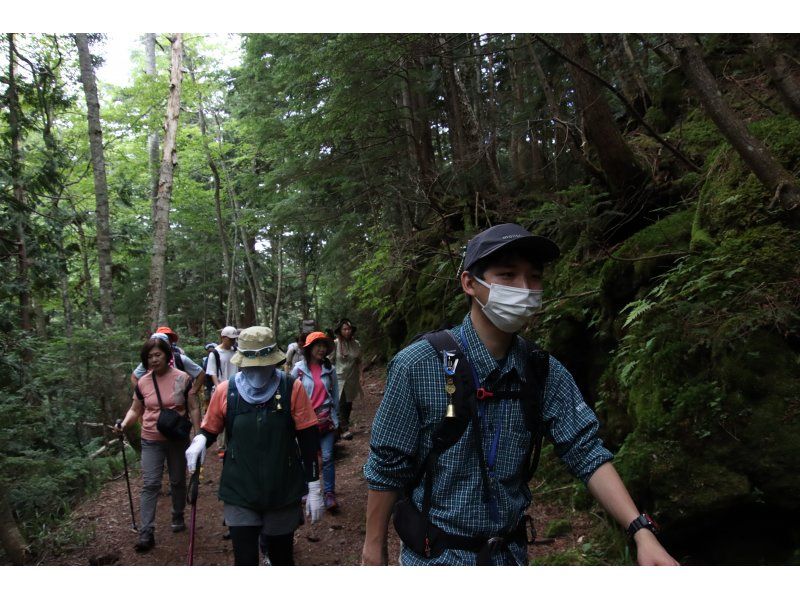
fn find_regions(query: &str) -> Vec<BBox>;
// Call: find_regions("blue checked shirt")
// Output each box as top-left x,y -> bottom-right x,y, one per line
363,314 -> 613,565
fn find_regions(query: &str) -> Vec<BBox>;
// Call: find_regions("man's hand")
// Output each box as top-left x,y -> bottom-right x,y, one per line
361,540 -> 388,565
634,530 -> 679,565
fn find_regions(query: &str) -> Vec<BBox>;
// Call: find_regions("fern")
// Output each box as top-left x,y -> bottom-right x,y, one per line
622,299 -> 654,328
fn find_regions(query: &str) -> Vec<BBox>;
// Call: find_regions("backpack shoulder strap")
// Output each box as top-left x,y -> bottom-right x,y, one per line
520,339 -> 550,482
134,379 -> 145,402
173,348 -> 185,372
212,349 -> 221,377
403,329 -> 476,505
225,376 -> 239,441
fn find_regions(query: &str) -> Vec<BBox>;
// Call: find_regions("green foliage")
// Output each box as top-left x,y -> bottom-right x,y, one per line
544,519 -> 572,537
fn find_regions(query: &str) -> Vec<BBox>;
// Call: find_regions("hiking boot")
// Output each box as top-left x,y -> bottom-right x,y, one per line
171,514 -> 186,533
324,491 -> 339,512
134,531 -> 155,552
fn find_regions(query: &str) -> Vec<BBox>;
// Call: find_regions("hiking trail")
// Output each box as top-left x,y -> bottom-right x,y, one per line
40,368 -> 592,565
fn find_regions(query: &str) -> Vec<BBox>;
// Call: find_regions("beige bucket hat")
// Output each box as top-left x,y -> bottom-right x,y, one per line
230,326 -> 286,367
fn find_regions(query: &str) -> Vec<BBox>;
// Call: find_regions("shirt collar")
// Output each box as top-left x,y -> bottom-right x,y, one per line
455,314 -> 528,385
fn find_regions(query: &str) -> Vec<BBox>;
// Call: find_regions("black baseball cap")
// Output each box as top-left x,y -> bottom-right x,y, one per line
463,223 -> 560,272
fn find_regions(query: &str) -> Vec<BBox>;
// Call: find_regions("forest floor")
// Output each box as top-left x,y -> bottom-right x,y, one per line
40,368 -> 596,566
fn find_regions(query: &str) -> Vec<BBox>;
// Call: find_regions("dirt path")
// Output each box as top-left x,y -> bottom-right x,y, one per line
41,368 -> 591,566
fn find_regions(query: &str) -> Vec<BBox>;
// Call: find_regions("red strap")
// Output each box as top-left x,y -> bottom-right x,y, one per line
476,388 -> 494,401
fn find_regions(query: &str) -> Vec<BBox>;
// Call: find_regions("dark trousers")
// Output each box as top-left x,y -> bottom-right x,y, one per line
339,391 -> 353,428
229,526 -> 294,565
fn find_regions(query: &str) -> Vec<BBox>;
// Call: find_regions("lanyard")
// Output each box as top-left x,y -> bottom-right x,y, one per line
458,327 -> 503,522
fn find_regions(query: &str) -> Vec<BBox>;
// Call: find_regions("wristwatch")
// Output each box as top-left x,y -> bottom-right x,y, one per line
626,513 -> 659,538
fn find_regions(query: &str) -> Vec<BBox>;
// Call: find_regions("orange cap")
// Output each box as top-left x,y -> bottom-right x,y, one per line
156,326 -> 178,343
303,331 -> 333,350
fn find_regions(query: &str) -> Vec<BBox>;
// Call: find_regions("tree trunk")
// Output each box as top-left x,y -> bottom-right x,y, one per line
671,34 -> 800,216
509,48 -> 529,185
483,41 -> 507,193
751,33 -> 800,119
438,36 -> 469,170
621,34 -> 651,110
75,33 -> 114,326
400,51 -> 437,191
145,34 -> 161,211
560,33 -> 648,196
527,35 -> 602,184
600,34 -> 642,113
7,34 -> 31,332
271,228 -> 283,337
214,114 -> 267,326
0,483 -> 28,565
146,33 -> 183,330
298,235 -> 310,319
438,35 -> 501,195
187,58 -> 232,299
68,200 -> 96,321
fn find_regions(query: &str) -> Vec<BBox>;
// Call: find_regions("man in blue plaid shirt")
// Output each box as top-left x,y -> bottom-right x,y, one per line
362,223 -> 677,566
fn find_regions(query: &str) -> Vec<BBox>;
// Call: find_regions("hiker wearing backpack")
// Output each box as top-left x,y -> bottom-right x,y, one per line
206,326 -> 240,460
130,326 -> 206,398
291,332 -> 340,512
201,342 -> 217,410
283,332 -> 308,373
184,326 -> 323,565
115,335 -> 201,552
362,223 -> 678,566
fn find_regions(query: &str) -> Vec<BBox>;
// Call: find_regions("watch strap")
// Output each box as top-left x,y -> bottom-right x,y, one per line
626,513 -> 658,537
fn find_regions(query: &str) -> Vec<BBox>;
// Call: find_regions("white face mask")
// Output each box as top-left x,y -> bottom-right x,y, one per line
473,276 -> 543,333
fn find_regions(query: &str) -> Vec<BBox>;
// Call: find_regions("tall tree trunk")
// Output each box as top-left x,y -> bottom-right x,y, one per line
560,33 -> 648,196
214,114 -> 267,325
437,35 -> 500,195
56,231 -> 73,338
621,34 -> 651,109
71,205 -> 96,321
146,33 -> 183,330
750,33 -> 800,119
187,59 -> 232,284
7,34 -> 31,332
438,36 -> 469,169
75,33 -> 114,326
400,50 -> 437,191
483,41 -> 507,193
0,483 -> 28,565
600,33 -> 644,113
298,235 -> 310,319
145,34 -> 161,210
271,228 -> 283,336
509,48 -> 529,185
226,242 -> 239,327
670,34 -> 800,217
527,35 -> 602,183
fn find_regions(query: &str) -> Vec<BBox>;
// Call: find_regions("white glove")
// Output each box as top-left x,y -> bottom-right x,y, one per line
305,479 -> 324,523
185,435 -> 207,473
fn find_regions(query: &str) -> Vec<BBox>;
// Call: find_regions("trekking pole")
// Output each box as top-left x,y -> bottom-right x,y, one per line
187,455 -> 202,565
116,419 -> 137,531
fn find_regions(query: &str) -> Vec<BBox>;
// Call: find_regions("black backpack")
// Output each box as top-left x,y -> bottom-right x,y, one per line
405,329 -> 550,511
172,346 -> 185,372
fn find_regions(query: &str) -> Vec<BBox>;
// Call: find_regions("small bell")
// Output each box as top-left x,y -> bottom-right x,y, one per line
445,402 -> 456,418
275,394 -> 283,410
